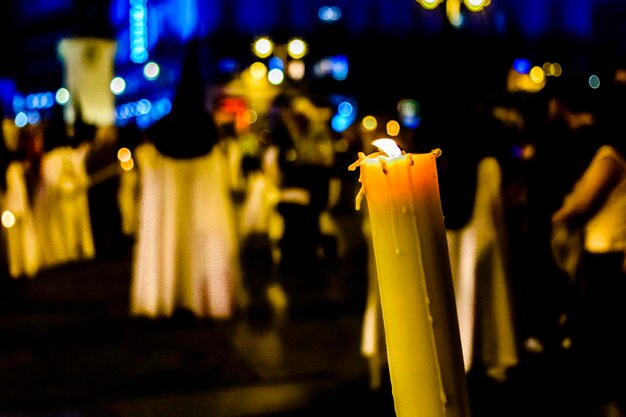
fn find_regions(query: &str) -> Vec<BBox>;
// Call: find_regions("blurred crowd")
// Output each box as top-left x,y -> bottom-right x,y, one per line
2,38 -> 626,416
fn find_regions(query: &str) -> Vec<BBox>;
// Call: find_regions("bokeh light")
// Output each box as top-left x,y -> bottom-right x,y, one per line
143,62 -> 160,80
55,88 -> 70,105
362,115 -> 378,131
268,68 -> 284,85
110,77 -> 126,95
287,38 -> 307,59
253,37 -> 273,58
1,210 -> 16,228
249,62 -> 267,80
386,120 -> 400,137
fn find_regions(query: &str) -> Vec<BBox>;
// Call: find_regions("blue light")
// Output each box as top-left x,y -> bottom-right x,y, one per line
219,57 -> 239,74
136,98 -> 152,114
318,6 -> 342,23
513,58 -> 531,74
136,114 -> 151,129
331,55 -> 349,81
14,112 -> 28,128
331,114 -> 354,133
27,111 -> 41,125
401,114 -> 421,129
268,56 -> 284,71
0,78 -> 16,114
154,98 -> 172,117
129,0 -> 148,63
338,101 -> 353,117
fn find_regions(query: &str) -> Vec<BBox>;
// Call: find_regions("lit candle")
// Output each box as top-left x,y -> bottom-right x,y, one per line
350,139 -> 470,417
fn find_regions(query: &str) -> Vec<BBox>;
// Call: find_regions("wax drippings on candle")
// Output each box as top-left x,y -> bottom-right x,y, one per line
347,152 -> 367,171
380,158 -> 389,175
431,148 -> 443,158
355,185 -> 365,211
347,149 -> 425,212
348,151 -> 388,211
440,391 -> 448,405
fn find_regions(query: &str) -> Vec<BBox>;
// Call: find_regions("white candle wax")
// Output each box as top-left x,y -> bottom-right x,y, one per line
351,143 -> 470,417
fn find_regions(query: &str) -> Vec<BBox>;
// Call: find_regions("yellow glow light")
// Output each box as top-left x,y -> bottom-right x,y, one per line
362,115 -> 377,131
529,66 -> 545,84
243,109 -> 258,125
253,37 -> 273,58
1,210 -> 16,228
121,158 -> 134,171
615,69 -> 626,84
117,147 -> 132,163
287,38 -> 308,59
542,61 -> 562,76
418,0 -> 444,10
464,0 -> 490,12
386,120 -> 400,137
249,62 -> 267,80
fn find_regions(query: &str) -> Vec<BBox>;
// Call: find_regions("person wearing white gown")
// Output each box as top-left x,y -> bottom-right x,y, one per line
129,39 -> 242,320
1,119 -> 40,279
445,156 -> 519,381
3,159 -> 41,279
32,105 -> 95,269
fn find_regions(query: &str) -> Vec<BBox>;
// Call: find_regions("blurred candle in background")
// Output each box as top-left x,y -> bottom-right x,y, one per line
350,139 -> 470,417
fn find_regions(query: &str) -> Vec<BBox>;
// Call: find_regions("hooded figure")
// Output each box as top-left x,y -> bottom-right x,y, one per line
130,38 -> 242,320
147,39 -> 219,159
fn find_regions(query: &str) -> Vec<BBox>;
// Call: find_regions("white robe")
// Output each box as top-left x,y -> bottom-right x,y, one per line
32,145 -> 95,269
361,156 -> 519,388
446,156 -> 518,379
2,161 -> 40,278
130,143 -> 241,319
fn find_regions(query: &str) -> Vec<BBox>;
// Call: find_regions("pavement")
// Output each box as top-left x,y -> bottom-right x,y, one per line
0,215 -> 596,417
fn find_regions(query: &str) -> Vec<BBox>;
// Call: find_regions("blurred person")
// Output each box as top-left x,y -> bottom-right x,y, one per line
130,39 -> 243,321
1,123 -> 41,279
268,90 -> 336,293
84,121 -> 126,260
445,155 -> 519,382
522,82 -> 600,356
236,126 -> 285,318
550,87 -> 626,416
116,120 -> 144,240
435,93 -> 519,383
32,104 -> 95,269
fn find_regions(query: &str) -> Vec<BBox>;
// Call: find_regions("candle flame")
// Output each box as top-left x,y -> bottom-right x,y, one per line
372,138 -> 402,158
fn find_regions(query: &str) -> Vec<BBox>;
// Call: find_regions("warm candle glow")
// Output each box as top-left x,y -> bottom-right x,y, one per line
349,141 -> 470,417
372,138 -> 402,157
